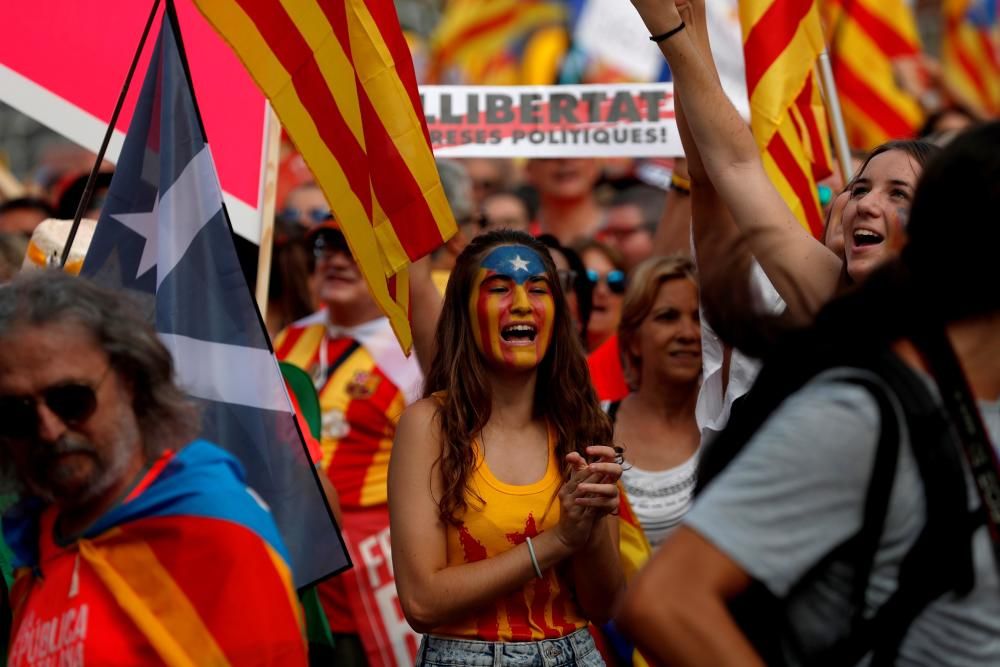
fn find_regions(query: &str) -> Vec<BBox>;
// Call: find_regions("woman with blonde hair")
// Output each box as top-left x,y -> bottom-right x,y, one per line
610,255 -> 702,547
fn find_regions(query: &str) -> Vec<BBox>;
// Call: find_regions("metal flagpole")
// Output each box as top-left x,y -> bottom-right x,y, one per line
60,0 -> 163,268
817,50 -> 854,185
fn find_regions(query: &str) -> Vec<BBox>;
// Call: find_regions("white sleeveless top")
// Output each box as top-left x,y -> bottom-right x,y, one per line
621,453 -> 699,547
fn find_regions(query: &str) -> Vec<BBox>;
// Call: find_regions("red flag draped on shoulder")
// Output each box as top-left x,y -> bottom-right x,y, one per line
942,0 -> 1000,116
740,0 -> 834,238
822,0 -> 924,150
192,0 -> 457,354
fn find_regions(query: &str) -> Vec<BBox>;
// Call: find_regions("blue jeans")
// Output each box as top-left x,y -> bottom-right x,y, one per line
415,628 -> 605,666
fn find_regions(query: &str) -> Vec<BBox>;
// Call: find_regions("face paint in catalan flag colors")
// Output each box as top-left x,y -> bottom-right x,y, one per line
469,245 -> 555,370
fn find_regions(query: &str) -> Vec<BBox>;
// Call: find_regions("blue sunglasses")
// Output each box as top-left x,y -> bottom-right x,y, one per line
586,269 -> 626,294
279,206 -> 333,225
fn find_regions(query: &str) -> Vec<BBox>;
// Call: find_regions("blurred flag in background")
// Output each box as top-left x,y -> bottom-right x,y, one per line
822,0 -> 925,150
942,0 -> 1000,116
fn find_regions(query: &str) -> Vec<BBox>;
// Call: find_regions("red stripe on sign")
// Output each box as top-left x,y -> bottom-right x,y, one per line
769,130 -> 824,237
235,0 -> 374,219
743,0 -> 816,92
833,60 -> 916,140
845,2 -> 918,57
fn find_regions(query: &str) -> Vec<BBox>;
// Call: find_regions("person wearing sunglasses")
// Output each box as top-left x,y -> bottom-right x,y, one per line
574,240 -> 627,354
273,220 -> 426,665
0,272 -> 307,665
278,181 -> 333,228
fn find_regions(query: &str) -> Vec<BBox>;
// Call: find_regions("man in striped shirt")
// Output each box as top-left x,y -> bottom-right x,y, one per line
275,221 -> 423,666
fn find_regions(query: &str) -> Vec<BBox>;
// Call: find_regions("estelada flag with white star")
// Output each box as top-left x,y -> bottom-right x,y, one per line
80,7 -> 348,589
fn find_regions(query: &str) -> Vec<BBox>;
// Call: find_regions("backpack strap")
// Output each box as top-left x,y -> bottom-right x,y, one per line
816,356 -> 975,666
784,373 -> 901,666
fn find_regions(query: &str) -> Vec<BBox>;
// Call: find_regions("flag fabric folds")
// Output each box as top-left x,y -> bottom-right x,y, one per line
822,0 -> 924,150
192,0 -> 457,353
430,0 -> 567,84
80,9 -> 348,589
739,0 -> 834,237
942,0 -> 1000,116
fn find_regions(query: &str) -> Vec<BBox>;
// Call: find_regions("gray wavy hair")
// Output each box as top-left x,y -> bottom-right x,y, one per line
0,271 -> 199,458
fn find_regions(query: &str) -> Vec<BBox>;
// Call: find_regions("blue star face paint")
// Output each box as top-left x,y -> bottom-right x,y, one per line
468,245 -> 555,370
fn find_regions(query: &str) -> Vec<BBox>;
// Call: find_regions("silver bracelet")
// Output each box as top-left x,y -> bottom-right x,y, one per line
525,536 -> 543,579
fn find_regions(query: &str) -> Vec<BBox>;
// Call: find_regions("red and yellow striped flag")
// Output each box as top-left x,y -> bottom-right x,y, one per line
822,0 -> 924,150
740,0 -> 834,237
942,0 -> 1000,116
192,0 -> 457,353
429,0 -> 566,83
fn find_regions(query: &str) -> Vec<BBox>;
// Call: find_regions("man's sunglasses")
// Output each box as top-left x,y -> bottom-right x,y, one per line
0,368 -> 110,440
586,269 -> 626,295
279,206 -> 333,225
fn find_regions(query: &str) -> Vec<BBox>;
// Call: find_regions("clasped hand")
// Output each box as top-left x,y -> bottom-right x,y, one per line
554,445 -> 623,551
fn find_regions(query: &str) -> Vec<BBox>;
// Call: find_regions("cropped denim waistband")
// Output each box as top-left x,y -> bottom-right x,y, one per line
416,627 -> 604,667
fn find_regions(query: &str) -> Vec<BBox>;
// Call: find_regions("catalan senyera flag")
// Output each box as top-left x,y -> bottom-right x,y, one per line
942,0 -> 1000,116
192,0 -> 458,354
6,443 -> 306,665
740,0 -> 834,237
822,0 -> 924,150
430,0 -> 567,84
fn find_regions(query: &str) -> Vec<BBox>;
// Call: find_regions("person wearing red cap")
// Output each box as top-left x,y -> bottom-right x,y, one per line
274,221 -> 424,666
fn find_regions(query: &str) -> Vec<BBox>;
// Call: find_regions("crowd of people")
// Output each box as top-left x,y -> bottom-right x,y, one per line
0,0 -> 998,664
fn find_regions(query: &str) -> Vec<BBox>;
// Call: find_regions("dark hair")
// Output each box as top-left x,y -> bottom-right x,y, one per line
424,229 -> 612,525
55,172 -> 114,220
609,184 -> 667,230
0,197 -> 54,218
537,233 -> 593,339
269,218 -> 315,330
0,272 -> 199,459
851,140 -> 939,186
917,105 -> 977,139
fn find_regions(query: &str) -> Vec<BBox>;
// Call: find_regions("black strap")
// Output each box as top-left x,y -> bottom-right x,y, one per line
800,375 -> 901,667
913,327 -> 1000,571
817,356 -> 974,666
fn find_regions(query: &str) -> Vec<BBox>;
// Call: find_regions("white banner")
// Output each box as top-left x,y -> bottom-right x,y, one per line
420,84 -> 682,158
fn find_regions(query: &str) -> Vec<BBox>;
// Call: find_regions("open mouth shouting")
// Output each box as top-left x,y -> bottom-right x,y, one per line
500,323 -> 538,345
469,245 -> 555,370
852,228 -> 885,249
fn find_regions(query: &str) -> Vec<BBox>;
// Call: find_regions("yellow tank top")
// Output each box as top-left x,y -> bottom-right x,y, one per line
434,426 -> 588,641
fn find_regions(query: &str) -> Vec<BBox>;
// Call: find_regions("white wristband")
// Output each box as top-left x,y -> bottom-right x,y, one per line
525,536 -> 543,579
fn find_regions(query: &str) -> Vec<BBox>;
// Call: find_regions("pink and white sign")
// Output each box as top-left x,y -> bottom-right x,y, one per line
0,1 -> 270,242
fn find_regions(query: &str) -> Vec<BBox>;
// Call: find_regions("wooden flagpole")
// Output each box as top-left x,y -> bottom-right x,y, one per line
254,105 -> 281,319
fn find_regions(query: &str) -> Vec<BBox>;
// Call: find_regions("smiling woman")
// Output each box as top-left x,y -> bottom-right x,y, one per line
389,230 -> 624,666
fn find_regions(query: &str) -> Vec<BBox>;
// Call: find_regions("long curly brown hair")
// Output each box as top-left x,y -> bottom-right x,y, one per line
424,230 -> 613,525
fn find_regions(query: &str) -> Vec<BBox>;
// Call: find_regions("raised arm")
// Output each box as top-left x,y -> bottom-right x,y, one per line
408,256 -> 442,375
632,0 -> 842,319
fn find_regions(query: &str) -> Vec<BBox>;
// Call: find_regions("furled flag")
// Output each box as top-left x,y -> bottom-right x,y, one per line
822,0 -> 924,150
942,0 -> 1000,116
80,7 -> 348,589
739,0 -> 835,237
192,0 -> 457,354
429,0 -> 567,84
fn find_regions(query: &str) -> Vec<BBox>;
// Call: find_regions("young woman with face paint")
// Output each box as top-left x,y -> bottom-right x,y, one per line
389,230 -> 623,666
